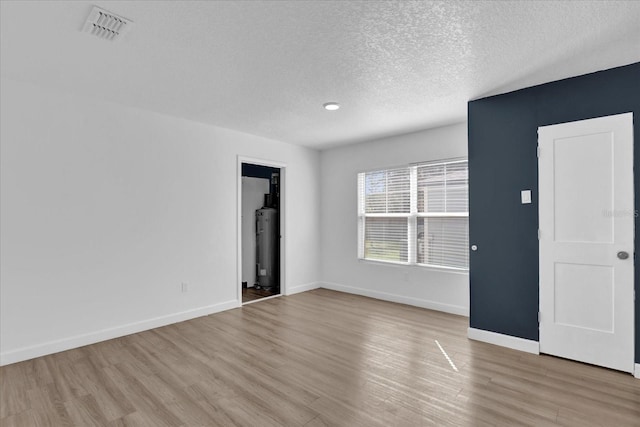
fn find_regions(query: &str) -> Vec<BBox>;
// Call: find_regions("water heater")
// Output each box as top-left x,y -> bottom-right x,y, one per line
255,207 -> 278,290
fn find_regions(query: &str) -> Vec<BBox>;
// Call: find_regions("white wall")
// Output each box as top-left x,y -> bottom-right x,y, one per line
241,176 -> 270,286
320,123 -> 469,315
0,78 -> 321,365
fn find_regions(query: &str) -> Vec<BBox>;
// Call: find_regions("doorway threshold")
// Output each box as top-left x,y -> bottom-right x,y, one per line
242,293 -> 282,306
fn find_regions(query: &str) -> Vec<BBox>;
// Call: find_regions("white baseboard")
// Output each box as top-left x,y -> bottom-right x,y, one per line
467,327 -> 540,355
320,281 -> 469,316
635,364 -> 640,379
0,299 -> 239,366
286,281 -> 320,296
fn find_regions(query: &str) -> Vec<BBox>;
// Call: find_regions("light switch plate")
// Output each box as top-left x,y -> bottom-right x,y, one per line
521,190 -> 532,204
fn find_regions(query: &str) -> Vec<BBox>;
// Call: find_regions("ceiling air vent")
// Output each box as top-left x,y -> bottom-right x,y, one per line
82,6 -> 132,41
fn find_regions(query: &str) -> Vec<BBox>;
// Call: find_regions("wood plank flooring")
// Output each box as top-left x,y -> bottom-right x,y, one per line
1,289 -> 638,426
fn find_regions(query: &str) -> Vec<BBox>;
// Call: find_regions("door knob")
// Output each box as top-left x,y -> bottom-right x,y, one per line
617,251 -> 629,260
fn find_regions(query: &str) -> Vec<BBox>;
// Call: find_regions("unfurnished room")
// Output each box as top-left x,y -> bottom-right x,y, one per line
1,1 -> 639,426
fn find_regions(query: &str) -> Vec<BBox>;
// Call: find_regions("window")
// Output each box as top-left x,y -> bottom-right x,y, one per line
357,159 -> 468,270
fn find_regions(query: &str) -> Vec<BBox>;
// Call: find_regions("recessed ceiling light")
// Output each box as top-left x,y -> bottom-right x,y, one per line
323,102 -> 340,111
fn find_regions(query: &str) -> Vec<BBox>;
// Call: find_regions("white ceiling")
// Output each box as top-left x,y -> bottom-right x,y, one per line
1,1 -> 639,149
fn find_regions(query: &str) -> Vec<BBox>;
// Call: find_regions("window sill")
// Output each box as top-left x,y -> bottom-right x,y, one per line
357,258 -> 469,275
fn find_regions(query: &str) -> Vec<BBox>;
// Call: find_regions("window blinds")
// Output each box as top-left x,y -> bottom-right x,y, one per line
417,161 -> 468,214
416,160 -> 469,269
416,217 -> 468,269
358,167 -> 411,263
358,159 -> 468,270
364,217 -> 409,262
361,168 -> 410,214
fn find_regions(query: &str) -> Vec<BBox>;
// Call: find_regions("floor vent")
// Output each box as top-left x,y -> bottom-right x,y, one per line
82,6 -> 132,41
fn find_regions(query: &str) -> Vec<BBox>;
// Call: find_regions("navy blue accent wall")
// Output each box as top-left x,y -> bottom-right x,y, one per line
468,62 -> 640,363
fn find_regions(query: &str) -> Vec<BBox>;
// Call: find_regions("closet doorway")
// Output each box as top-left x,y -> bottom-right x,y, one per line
237,157 -> 285,304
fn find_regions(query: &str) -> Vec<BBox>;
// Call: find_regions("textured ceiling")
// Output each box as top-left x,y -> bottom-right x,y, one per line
1,1 -> 639,149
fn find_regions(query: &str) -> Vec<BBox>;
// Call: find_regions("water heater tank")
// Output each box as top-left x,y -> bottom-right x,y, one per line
255,207 -> 278,290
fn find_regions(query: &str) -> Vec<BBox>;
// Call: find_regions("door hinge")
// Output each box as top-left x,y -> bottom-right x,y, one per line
538,311 -> 541,324
537,229 -> 540,240
537,145 -> 540,158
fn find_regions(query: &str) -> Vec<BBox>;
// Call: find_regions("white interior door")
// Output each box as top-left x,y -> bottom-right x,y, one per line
538,112 -> 634,373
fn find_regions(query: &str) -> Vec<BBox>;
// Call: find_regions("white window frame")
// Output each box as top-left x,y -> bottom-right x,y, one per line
357,158 -> 469,271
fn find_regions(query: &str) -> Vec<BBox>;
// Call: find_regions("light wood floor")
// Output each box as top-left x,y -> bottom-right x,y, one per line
1,289 -> 638,426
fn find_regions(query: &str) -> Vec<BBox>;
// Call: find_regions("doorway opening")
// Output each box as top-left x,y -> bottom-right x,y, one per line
238,159 -> 284,304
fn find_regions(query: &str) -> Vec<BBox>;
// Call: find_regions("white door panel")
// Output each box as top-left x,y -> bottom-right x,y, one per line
553,262 -> 613,332
553,131 -> 613,243
539,112 -> 634,373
